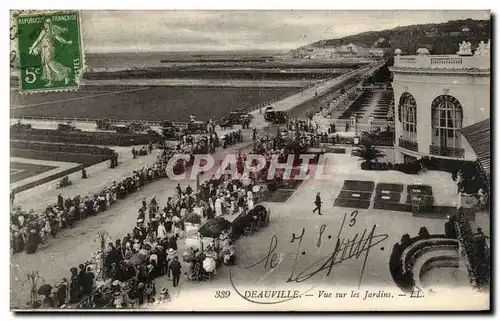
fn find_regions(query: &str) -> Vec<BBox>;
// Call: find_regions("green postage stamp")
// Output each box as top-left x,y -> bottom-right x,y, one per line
16,11 -> 83,92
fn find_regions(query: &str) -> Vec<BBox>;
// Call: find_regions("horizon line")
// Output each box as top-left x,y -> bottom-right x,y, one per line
85,48 -> 291,54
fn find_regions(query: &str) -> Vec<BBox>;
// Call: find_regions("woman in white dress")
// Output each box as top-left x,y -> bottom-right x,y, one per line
230,198 -> 236,214
28,18 -> 73,86
247,190 -> 254,210
215,197 -> 223,217
157,222 -> 167,240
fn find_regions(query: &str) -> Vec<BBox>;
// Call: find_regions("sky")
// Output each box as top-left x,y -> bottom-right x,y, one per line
81,10 -> 490,53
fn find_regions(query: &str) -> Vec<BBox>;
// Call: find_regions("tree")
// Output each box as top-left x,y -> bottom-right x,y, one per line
352,141 -> 386,169
22,271 -> 44,308
95,230 -> 110,254
95,230 -> 111,280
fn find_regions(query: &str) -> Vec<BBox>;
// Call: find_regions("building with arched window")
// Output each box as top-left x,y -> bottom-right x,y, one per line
390,48 -> 490,163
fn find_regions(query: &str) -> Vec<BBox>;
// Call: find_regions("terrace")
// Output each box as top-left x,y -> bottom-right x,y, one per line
393,54 -> 490,72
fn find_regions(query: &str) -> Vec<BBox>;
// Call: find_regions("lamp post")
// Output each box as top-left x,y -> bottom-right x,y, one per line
350,115 -> 357,134
368,115 -> 374,133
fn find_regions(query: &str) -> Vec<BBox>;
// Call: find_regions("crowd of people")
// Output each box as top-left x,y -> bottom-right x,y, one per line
35,193 -> 182,308
10,124 -> 253,257
14,127 -> 262,308
12,116 -> 281,309
178,132 -> 219,154
10,144 -> 195,256
286,118 -> 321,133
131,143 -> 153,158
33,170 -> 261,309
221,130 -> 243,148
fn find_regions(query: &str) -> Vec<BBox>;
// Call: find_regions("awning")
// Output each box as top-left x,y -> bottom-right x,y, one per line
459,119 -> 490,175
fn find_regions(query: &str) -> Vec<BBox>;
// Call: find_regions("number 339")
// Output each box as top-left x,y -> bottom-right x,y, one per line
214,290 -> 231,299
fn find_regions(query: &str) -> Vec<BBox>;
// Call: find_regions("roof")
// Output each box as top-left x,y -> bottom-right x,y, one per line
459,119 -> 490,175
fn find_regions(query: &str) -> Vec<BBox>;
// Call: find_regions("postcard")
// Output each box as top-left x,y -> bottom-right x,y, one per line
9,9 -> 491,311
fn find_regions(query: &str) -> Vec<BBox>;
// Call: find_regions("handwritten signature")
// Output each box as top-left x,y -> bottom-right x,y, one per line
229,210 -> 389,304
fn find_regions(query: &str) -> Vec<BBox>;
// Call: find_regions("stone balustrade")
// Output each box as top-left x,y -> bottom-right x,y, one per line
394,55 -> 490,71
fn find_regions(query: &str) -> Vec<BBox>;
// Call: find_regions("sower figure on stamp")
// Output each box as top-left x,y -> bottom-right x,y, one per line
313,192 -> 322,216
28,18 -> 73,87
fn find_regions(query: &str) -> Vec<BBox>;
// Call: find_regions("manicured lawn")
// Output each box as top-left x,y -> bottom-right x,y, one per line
341,180 -> 375,192
11,86 -> 296,122
407,185 -> 433,196
376,183 -> 404,193
10,162 -> 57,183
324,147 -> 346,154
373,192 -> 401,203
337,190 -> 372,200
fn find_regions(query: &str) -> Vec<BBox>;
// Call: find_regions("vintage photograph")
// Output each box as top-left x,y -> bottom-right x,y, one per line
9,10 -> 491,311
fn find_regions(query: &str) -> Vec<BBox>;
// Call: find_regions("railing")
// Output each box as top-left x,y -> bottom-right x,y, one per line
429,144 -> 465,158
399,138 -> 419,152
12,116 -> 170,127
361,135 -> 394,147
393,55 -> 490,71
361,83 -> 392,90
430,57 -> 463,65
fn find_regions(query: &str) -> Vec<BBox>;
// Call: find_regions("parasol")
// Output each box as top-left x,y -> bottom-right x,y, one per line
203,257 -> 216,273
213,217 -> 231,229
37,284 -> 52,296
198,218 -> 230,238
247,205 -> 267,221
182,250 -> 195,262
223,244 -> 236,256
184,212 -> 202,225
129,253 -> 147,266
198,224 -> 222,238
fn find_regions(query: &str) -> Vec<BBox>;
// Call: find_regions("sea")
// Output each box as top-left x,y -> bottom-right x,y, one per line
85,50 -> 284,70
9,50 -> 284,77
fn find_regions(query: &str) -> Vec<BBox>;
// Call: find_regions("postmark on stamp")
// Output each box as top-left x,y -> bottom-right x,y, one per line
16,10 -> 83,92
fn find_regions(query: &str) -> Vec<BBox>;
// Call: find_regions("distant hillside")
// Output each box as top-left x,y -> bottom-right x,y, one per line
307,18 -> 491,55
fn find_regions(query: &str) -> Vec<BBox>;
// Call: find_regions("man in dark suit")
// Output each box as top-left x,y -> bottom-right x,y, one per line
313,192 -> 322,215
169,256 -> 182,287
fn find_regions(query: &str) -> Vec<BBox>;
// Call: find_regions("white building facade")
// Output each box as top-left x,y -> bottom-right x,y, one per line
390,47 -> 490,163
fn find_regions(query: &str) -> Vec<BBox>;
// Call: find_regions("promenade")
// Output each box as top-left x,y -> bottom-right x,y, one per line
249,63 -> 384,129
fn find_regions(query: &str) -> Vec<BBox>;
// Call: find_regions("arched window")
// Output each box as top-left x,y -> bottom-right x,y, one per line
431,95 -> 463,149
398,92 -> 417,141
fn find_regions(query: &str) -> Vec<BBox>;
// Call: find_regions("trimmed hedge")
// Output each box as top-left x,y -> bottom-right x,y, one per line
10,141 -> 114,156
11,128 -> 162,146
